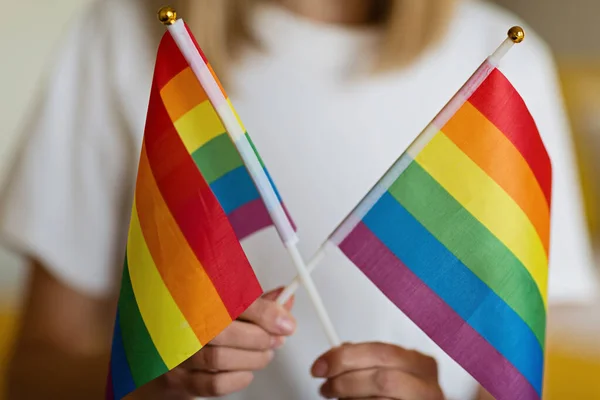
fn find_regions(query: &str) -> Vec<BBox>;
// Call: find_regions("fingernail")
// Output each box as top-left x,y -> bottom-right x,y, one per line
319,382 -> 330,397
312,359 -> 328,377
276,316 -> 295,334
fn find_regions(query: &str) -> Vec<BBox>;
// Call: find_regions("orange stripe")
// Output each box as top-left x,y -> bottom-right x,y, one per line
442,102 -> 550,254
208,63 -> 228,98
135,143 -> 232,343
160,68 -> 209,122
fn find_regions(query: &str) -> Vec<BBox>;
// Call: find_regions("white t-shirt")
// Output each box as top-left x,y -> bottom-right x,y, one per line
1,1 -> 598,399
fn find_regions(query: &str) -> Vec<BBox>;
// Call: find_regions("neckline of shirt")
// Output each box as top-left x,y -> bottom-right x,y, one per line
249,3 -> 380,63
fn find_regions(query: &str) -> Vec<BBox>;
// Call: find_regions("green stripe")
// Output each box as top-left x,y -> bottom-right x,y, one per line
118,257 -> 168,386
192,133 -> 243,183
245,133 -> 265,169
389,162 -> 546,347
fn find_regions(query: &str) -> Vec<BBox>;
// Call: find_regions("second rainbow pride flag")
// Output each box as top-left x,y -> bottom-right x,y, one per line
329,67 -> 551,400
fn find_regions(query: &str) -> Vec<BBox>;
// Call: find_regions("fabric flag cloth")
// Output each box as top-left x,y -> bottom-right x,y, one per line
329,67 -> 551,400
106,27 -> 293,399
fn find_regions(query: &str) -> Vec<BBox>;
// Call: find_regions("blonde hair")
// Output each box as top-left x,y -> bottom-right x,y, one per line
164,0 -> 457,76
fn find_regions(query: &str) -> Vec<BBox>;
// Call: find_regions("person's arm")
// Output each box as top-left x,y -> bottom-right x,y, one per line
6,261 -> 116,399
0,3 -> 134,396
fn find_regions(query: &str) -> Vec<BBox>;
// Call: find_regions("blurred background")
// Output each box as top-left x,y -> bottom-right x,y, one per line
0,0 -> 599,398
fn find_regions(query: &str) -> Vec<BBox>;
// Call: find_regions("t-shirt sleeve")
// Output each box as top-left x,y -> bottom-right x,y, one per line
503,36 -> 599,305
0,4 -> 137,298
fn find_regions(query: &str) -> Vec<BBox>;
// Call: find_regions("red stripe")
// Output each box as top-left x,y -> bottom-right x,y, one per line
468,68 -> 552,207
143,78 -> 262,318
154,32 -> 190,90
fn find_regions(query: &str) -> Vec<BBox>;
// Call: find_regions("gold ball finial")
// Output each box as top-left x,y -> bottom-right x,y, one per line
508,26 -> 525,43
158,6 -> 177,26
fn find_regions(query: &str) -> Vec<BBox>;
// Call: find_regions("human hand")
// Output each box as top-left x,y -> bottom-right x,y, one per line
146,288 -> 296,399
311,342 -> 444,400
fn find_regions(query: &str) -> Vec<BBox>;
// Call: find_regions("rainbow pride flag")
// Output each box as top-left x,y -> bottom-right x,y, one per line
328,67 -> 551,400
106,25 -> 294,399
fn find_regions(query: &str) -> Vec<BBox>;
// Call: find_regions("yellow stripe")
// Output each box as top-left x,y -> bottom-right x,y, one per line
410,133 -> 548,305
228,99 -> 246,132
174,100 -> 225,154
127,203 -> 202,368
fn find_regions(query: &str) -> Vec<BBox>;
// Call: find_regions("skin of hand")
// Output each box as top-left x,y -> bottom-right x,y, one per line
311,342 -> 444,400
132,288 -> 296,399
477,388 -> 495,400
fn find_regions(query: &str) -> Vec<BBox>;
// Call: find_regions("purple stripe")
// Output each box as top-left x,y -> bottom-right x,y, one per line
228,199 -> 272,241
339,222 -> 540,400
282,203 -> 297,232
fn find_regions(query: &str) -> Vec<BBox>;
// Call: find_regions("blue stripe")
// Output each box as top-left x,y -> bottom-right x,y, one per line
362,192 -> 543,395
110,311 -> 136,399
209,166 -> 260,214
263,168 -> 283,202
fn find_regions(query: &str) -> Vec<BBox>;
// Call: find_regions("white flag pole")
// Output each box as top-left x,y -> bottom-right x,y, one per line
159,8 -> 341,347
276,26 -> 526,301
276,244 -> 328,305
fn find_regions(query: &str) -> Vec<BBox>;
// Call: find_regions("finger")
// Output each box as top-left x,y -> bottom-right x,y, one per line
312,343 -> 438,378
239,290 -> 296,336
183,370 -> 254,397
320,368 -> 443,400
261,287 -> 285,301
263,287 -> 296,311
183,346 -> 274,372
209,320 -> 275,350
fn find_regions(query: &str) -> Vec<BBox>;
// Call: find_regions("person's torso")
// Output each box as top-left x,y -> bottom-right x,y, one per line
109,1 -> 544,398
